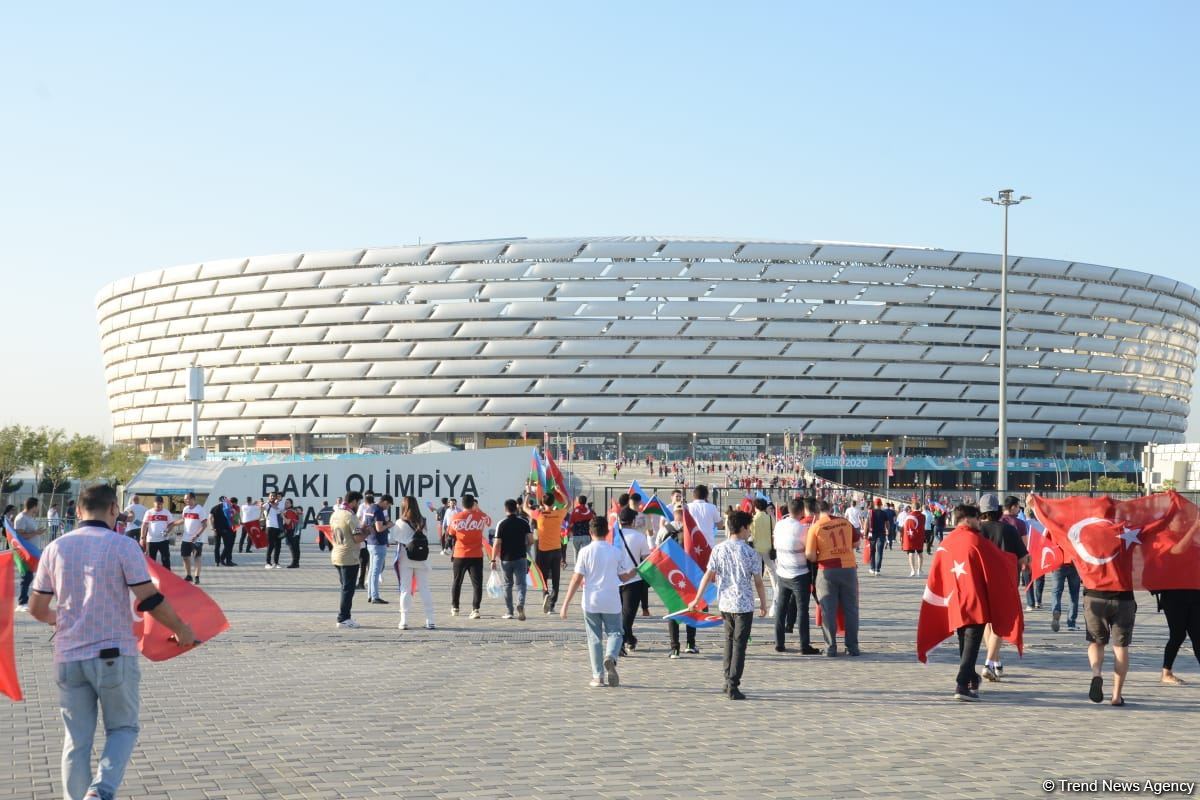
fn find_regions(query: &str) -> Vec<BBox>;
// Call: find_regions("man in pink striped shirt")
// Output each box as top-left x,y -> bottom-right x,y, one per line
29,484 -> 194,800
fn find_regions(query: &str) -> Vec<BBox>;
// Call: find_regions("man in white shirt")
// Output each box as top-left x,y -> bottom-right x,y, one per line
263,492 -> 285,569
845,501 -> 865,538
238,497 -> 262,553
772,498 -> 821,655
123,495 -> 147,541
687,484 -> 723,544
179,492 -> 208,584
140,496 -> 178,569
614,508 -> 652,655
560,516 -> 638,688
14,497 -> 46,610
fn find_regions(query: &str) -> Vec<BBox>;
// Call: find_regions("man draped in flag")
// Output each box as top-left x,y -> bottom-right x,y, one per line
1030,493 -> 1176,705
26,484 -> 196,800
917,504 -> 1023,701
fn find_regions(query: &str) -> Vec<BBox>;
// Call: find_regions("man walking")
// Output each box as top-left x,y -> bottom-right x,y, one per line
772,498 -> 820,654
122,495 -> 146,542
209,496 -> 237,567
367,495 -> 394,604
689,510 -> 768,699
140,496 -> 177,569
567,495 -> 595,560
316,501 -> 334,551
978,493 -> 1029,681
14,497 -> 46,610
28,483 -> 195,800
560,516 -> 638,688
179,492 -> 208,585
868,498 -> 888,575
615,507 -> 651,654
533,494 -> 567,614
447,494 -> 490,618
331,490 -> 368,628
805,500 -> 861,657
491,499 -> 532,620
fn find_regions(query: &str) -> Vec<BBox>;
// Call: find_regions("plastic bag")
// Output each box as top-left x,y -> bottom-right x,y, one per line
486,568 -> 504,600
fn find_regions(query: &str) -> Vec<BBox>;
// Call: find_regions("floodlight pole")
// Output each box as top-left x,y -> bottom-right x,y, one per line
982,189 -> 1031,496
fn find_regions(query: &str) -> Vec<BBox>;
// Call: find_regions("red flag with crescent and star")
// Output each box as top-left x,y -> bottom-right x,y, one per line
917,524 -> 1023,663
680,506 -> 712,570
1024,518 -> 1064,586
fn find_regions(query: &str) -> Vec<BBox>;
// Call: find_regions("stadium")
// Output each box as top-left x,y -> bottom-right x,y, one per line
95,236 -> 1200,492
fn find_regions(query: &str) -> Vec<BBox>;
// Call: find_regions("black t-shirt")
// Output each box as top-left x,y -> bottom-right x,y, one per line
980,520 -> 1028,560
495,515 -> 532,561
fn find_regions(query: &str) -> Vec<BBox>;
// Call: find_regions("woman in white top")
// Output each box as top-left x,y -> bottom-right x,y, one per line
393,496 -> 435,630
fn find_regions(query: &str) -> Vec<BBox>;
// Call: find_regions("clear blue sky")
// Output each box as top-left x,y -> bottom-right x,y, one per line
2,2 -> 1197,440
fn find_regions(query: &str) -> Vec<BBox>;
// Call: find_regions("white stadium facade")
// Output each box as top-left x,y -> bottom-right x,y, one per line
96,236 -> 1200,492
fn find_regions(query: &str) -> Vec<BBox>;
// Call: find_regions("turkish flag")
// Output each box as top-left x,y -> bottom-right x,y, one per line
135,558 -> 230,662
680,507 -> 712,570
1137,492 -> 1200,591
901,514 -> 925,552
862,538 -> 872,568
1029,496 -> 1131,591
243,520 -> 267,549
813,597 -> 846,636
1025,519 -> 1064,585
917,525 -> 1023,663
0,553 -> 23,701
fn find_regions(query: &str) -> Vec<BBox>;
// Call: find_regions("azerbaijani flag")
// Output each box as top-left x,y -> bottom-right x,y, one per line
642,495 -> 674,523
3,517 -> 41,577
530,448 -> 549,496
629,480 -> 649,504
526,559 -> 547,591
637,537 -> 720,627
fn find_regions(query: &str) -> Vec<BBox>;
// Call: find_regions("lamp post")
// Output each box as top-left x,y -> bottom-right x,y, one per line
691,432 -> 697,486
982,189 -> 1031,496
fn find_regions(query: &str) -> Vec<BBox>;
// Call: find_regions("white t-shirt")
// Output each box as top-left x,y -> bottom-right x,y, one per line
686,500 -> 722,541
241,504 -> 261,523
142,509 -> 174,542
614,528 -> 651,586
14,512 -> 43,548
846,505 -> 864,532
573,541 -> 622,614
772,517 -> 809,578
125,502 -> 147,525
180,504 -> 207,541
265,501 -> 283,529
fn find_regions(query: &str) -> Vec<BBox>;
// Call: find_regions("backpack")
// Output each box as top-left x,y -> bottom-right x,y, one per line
406,523 -> 430,562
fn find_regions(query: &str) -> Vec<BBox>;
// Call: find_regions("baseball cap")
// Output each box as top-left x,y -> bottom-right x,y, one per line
978,493 -> 1001,513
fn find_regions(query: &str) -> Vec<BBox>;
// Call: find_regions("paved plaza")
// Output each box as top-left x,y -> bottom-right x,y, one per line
4,538 -> 1198,800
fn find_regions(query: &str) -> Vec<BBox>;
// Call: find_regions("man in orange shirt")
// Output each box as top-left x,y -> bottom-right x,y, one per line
805,499 -> 861,657
446,494 -> 492,619
534,495 -> 568,614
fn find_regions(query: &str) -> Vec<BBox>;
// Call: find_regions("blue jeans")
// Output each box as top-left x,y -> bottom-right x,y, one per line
56,655 -> 141,800
870,535 -> 886,572
500,559 -> 528,614
583,611 -> 623,679
367,545 -> 388,600
1050,564 -> 1080,626
1025,575 -> 1045,607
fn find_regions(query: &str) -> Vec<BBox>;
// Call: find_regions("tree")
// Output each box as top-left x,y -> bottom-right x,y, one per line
0,425 -> 29,492
64,434 -> 104,483
100,444 -> 147,486
1063,478 -> 1093,491
40,429 -> 71,495
1095,476 -> 1138,493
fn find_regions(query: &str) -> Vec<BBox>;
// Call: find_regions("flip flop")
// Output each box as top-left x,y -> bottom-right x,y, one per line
1089,676 -> 1104,703
1111,697 -> 1126,707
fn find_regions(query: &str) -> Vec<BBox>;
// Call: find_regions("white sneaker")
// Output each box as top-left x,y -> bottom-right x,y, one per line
337,619 -> 361,629
502,613 -> 513,619
469,609 -> 481,619
450,608 -> 459,617
265,564 -> 273,569
909,569 -> 916,577
589,678 -> 605,688
15,605 -> 28,613
398,622 -> 409,630
425,622 -> 436,630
